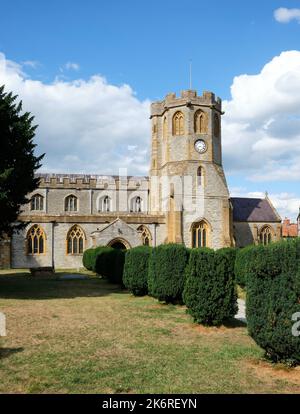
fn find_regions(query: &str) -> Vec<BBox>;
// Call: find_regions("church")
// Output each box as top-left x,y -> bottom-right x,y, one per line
0,89 -> 282,269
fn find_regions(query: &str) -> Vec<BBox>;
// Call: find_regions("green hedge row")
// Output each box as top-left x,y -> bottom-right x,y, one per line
124,244 -> 237,326
148,244 -> 189,303
94,246 -> 125,285
83,243 -> 238,326
234,245 -> 257,287
183,248 -> 237,326
246,239 -> 300,364
82,246 -> 104,271
83,246 -> 125,284
218,247 -> 237,279
123,246 -> 152,296
83,238 -> 300,364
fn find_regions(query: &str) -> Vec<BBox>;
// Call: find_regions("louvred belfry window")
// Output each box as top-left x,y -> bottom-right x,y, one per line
172,111 -> 184,135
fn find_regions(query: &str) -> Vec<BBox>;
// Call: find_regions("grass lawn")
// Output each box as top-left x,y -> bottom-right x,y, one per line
0,270 -> 300,394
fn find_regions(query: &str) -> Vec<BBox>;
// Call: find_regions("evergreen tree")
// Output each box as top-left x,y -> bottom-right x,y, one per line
0,85 -> 44,236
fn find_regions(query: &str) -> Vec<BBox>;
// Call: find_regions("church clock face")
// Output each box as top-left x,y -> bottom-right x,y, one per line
194,139 -> 207,154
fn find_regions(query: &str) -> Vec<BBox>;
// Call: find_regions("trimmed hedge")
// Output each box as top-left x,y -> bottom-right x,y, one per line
94,246 -> 125,285
109,249 -> 126,285
82,248 -> 93,270
82,246 -> 104,271
218,247 -> 237,278
234,245 -> 257,287
94,246 -> 115,277
246,239 -> 300,364
123,246 -> 152,296
183,248 -> 238,326
148,243 -> 189,303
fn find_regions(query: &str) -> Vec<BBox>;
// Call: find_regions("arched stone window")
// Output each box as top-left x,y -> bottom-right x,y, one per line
137,225 -> 152,246
260,226 -> 272,246
172,111 -> 184,135
67,225 -> 85,255
65,195 -> 78,212
131,196 -> 142,213
99,195 -> 112,212
214,114 -> 220,137
197,166 -> 205,186
27,224 -> 46,255
30,194 -> 44,211
194,110 -> 207,134
163,116 -> 168,139
191,221 -> 209,248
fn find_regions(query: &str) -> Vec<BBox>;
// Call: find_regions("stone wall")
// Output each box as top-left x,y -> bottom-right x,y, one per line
21,175 -> 150,217
11,218 -> 163,269
233,222 -> 281,248
149,89 -> 231,248
0,237 -> 11,269
7,89 -> 284,268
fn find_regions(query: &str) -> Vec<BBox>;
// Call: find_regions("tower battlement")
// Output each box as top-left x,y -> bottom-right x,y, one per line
151,89 -> 222,117
35,173 -> 149,189
0,87 -> 283,273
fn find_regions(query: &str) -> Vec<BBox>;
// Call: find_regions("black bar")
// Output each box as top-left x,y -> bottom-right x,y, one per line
0,394 -> 299,411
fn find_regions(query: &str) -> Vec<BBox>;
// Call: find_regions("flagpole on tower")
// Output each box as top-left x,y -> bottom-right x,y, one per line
189,59 -> 192,90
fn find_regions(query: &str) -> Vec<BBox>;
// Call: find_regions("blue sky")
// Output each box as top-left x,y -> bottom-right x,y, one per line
0,0 -> 300,219
1,0 -> 299,99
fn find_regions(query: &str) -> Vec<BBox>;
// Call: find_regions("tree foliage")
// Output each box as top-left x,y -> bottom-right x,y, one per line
148,243 -> 189,303
183,248 -> 238,326
234,245 -> 257,287
82,246 -> 104,271
246,239 -> 300,364
0,85 -> 44,236
94,246 -> 125,285
123,246 -> 152,296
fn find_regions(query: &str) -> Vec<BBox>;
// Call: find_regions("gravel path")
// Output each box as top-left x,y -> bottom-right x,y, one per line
235,299 -> 246,323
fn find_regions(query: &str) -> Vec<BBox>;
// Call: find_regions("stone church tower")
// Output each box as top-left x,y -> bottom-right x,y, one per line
0,88 -> 283,269
149,90 -> 233,249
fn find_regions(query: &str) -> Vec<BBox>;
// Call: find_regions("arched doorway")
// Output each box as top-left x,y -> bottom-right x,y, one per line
110,241 -> 127,250
107,238 -> 131,250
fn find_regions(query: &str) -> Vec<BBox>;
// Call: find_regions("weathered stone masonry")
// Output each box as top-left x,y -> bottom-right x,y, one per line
0,89 -> 282,269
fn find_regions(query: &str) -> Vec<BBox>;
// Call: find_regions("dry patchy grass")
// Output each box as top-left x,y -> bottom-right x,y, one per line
0,270 -> 299,393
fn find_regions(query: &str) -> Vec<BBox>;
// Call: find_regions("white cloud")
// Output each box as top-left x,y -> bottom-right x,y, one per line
1,50 -> 299,219
0,52 -> 150,175
223,51 -> 300,181
63,62 -> 80,71
274,7 -> 300,23
22,60 -> 40,69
